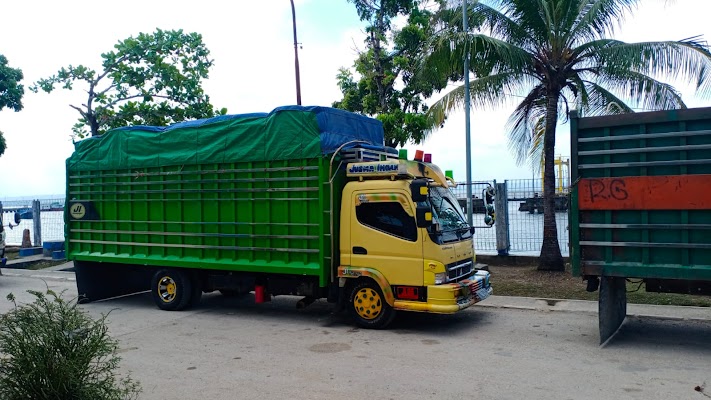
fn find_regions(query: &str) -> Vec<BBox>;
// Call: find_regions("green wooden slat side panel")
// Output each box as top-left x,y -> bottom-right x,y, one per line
66,157 -> 339,286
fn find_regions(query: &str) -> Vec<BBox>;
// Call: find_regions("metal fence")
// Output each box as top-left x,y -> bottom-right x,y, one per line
1,198 -> 65,246
2,182 -> 571,256
452,180 -> 570,256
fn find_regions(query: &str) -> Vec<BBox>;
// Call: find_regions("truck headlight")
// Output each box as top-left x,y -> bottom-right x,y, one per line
435,272 -> 447,284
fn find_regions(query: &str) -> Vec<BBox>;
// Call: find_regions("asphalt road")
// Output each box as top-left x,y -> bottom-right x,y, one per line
1,270 -> 710,400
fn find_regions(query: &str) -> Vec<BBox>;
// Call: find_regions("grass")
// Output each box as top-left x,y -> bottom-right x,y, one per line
24,260 -> 68,270
3,249 -> 19,261
490,264 -> 711,307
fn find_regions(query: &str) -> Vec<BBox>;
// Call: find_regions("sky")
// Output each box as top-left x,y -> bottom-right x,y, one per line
1,0 -> 711,198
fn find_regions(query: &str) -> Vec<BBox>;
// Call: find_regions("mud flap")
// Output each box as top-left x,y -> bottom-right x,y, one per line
75,261 -> 152,303
598,276 -> 627,345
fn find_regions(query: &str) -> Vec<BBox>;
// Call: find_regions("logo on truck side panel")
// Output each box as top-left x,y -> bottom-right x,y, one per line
68,201 -> 99,220
70,203 -> 86,219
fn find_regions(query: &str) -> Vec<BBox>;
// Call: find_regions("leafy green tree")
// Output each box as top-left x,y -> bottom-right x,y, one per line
423,0 -> 711,270
0,290 -> 140,400
0,54 -> 24,157
0,55 -> 24,112
334,0 -> 450,147
31,29 -> 226,138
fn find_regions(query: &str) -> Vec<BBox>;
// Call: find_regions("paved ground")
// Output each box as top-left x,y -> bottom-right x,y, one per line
1,266 -> 710,400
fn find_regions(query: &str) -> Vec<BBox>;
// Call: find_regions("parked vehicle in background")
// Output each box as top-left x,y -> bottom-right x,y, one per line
66,106 -> 492,328
569,107 -> 711,343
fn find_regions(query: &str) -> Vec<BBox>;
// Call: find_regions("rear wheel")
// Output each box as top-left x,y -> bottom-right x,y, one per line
151,269 -> 194,311
348,280 -> 395,329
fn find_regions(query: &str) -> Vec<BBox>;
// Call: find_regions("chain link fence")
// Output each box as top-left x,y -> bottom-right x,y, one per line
1,198 -> 65,246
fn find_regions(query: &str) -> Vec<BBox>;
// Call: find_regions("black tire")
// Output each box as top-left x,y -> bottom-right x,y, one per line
348,280 -> 396,329
151,269 -> 194,311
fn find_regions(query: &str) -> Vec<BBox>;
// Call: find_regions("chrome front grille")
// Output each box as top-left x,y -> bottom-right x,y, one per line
447,260 -> 473,282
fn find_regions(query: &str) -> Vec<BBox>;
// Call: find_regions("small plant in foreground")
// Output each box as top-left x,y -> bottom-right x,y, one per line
0,290 -> 140,400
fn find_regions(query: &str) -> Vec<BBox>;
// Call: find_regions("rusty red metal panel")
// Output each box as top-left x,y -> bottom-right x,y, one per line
578,175 -> 711,210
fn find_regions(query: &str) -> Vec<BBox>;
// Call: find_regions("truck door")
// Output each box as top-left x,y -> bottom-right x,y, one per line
350,192 -> 423,286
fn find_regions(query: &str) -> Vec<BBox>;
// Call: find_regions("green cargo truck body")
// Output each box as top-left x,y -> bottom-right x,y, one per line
66,106 -> 380,306
570,107 -> 711,343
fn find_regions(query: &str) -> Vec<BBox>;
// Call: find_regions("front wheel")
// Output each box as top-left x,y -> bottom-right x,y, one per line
151,269 -> 194,311
348,280 -> 395,329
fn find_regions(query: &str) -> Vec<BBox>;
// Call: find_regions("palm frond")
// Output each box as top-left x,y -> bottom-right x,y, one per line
527,116 -> 546,172
595,37 -> 711,97
473,2 -> 532,46
504,84 -> 547,165
569,0 -> 639,43
577,81 -> 635,116
593,69 -> 687,111
565,73 -> 589,109
571,38 -> 623,60
437,1 -> 529,45
506,0 -> 551,43
426,71 -> 535,133
420,30 -> 533,82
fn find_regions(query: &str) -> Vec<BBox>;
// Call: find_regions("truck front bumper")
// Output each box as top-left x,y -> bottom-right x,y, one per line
393,270 -> 492,314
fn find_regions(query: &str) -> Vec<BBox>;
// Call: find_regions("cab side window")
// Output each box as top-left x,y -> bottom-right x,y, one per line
356,202 -> 417,241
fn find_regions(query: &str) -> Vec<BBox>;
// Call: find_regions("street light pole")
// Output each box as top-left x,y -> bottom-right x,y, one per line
463,0 -> 473,226
290,0 -> 302,105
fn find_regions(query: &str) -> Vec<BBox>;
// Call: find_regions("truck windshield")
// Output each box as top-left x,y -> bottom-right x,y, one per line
427,186 -> 472,243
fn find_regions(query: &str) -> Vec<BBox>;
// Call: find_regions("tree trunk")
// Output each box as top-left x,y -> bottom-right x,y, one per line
87,81 -> 100,136
538,93 -> 565,271
372,8 -> 387,111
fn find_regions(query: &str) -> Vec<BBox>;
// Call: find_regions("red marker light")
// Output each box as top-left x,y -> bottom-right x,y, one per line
414,150 -> 424,161
424,153 -> 432,163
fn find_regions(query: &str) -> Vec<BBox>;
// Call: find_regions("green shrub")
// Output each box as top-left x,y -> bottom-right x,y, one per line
0,290 -> 140,400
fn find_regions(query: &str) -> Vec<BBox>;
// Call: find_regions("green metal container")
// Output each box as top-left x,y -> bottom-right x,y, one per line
570,107 -> 711,283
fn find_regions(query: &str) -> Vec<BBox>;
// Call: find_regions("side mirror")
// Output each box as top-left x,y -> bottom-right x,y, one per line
483,185 -> 496,227
410,179 -> 429,203
484,185 -> 495,205
416,204 -> 433,228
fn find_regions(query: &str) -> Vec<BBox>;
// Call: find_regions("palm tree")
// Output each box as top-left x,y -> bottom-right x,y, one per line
422,0 -> 711,270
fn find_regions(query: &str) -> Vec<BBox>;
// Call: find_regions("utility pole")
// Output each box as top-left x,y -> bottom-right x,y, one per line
290,0 -> 302,105
463,0 -> 473,226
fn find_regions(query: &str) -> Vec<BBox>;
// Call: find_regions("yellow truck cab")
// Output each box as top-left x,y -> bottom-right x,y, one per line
338,158 -> 492,328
